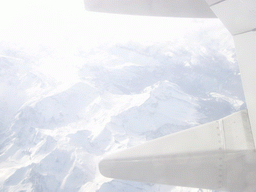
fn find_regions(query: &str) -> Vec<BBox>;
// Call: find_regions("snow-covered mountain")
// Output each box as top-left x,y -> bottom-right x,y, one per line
0,27 -> 245,192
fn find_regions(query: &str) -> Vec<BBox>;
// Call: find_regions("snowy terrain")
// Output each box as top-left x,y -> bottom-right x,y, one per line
0,15 -> 245,192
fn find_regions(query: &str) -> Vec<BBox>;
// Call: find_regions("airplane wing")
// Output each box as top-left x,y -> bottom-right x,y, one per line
84,0 -> 216,18
84,0 -> 256,191
99,110 -> 255,191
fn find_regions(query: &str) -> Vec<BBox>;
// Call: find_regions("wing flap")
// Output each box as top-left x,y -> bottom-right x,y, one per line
84,0 -> 216,18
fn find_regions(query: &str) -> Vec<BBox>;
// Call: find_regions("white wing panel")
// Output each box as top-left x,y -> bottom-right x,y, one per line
233,31 -> 256,147
207,0 -> 256,35
99,110 -> 255,191
223,109 -> 254,150
84,0 -> 216,18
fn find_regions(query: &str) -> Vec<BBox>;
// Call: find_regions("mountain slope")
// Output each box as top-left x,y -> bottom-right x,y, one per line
0,29 -> 244,191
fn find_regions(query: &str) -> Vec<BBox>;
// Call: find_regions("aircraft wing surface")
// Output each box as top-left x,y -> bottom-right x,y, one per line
84,0 -> 216,18
99,110 -> 256,191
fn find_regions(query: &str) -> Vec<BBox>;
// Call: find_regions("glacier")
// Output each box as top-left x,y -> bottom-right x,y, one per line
0,24 -> 244,192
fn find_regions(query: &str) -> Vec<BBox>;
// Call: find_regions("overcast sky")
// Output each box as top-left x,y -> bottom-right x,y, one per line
0,0 -> 223,51
0,0 -> 229,85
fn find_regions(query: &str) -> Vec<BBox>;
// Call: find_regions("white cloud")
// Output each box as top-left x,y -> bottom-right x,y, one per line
0,0 -> 222,52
